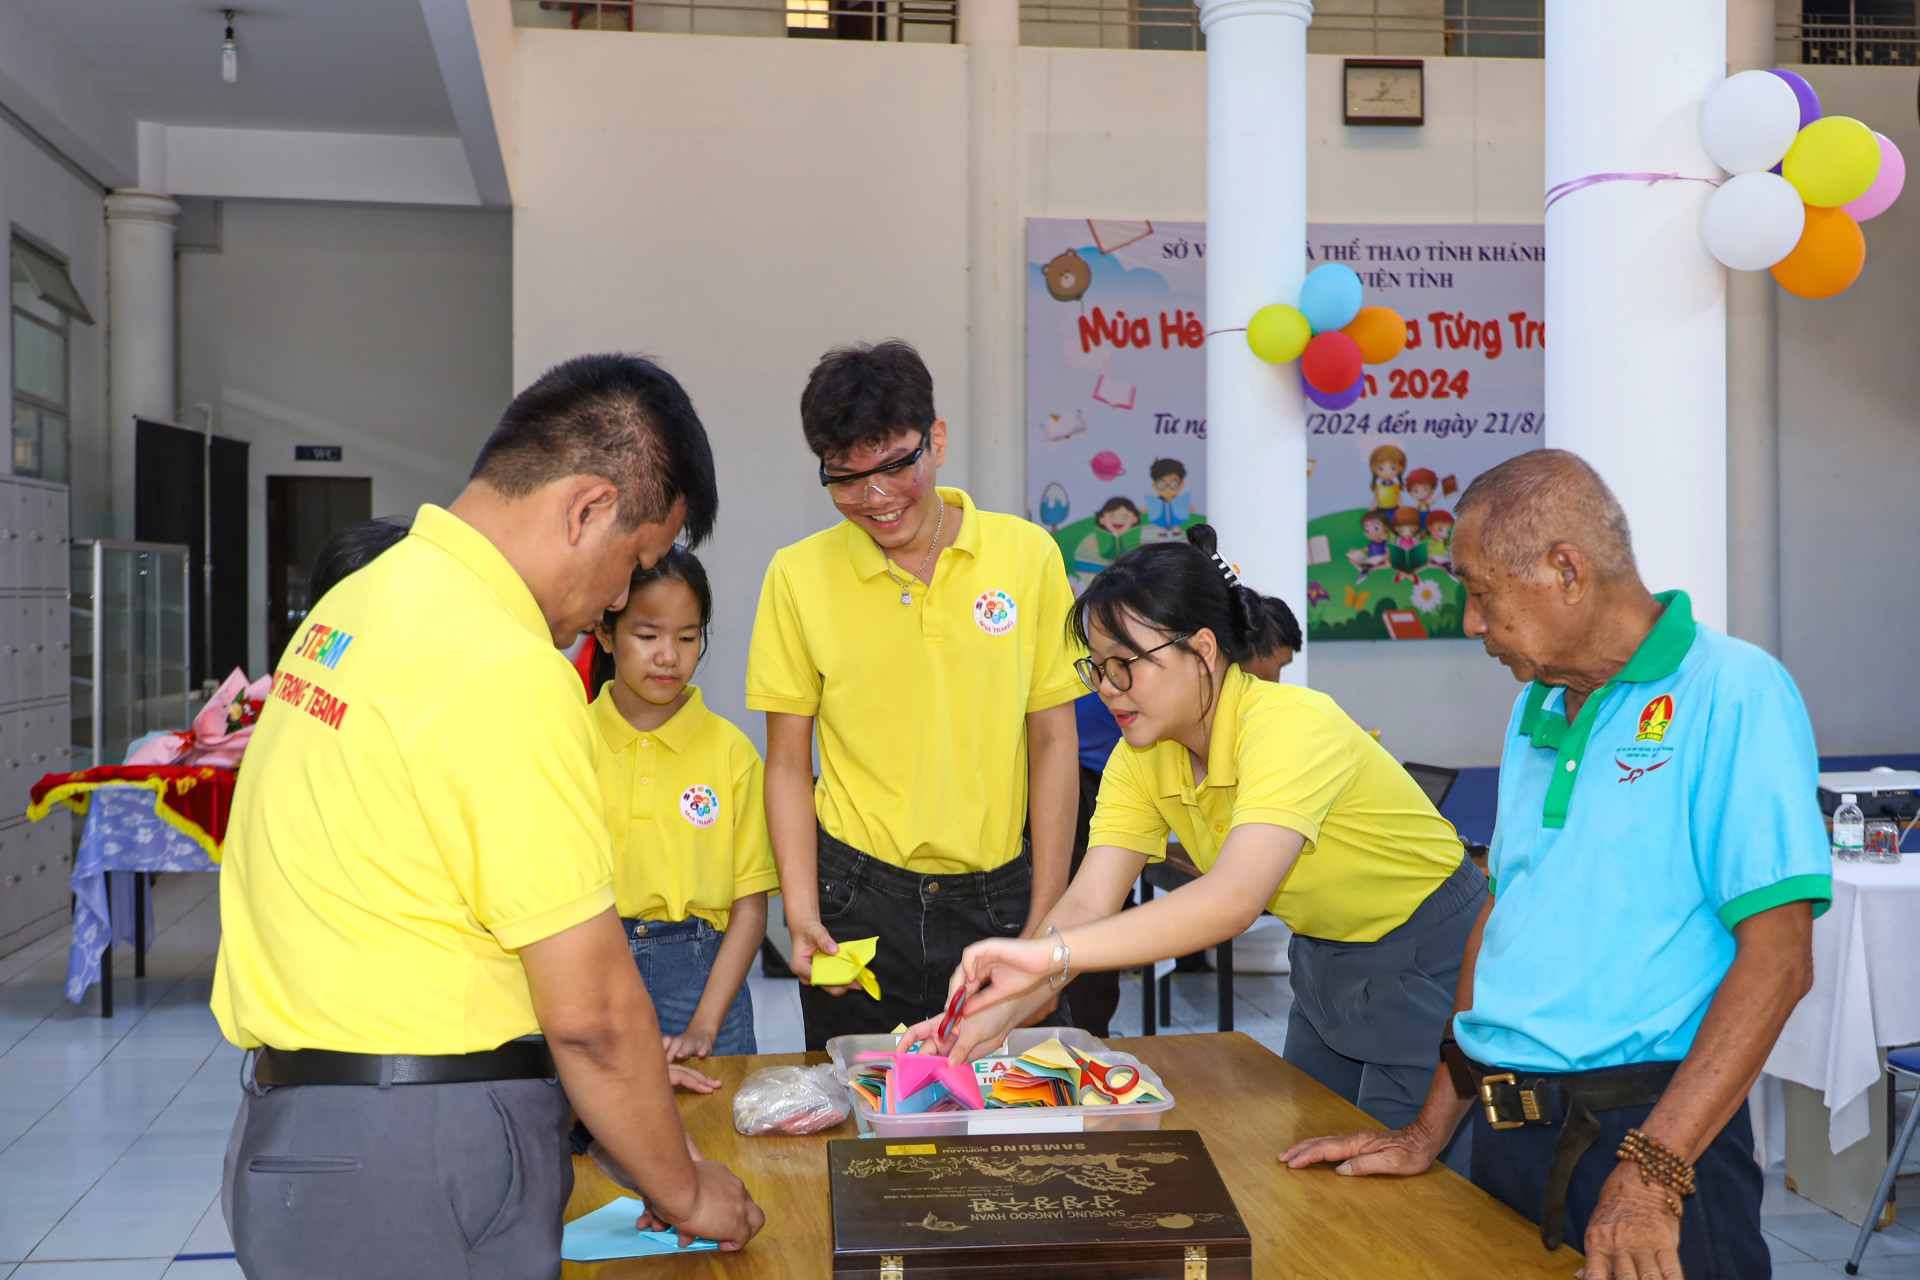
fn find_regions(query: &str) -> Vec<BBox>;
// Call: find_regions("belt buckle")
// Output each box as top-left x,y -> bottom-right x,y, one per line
1479,1071 -> 1529,1130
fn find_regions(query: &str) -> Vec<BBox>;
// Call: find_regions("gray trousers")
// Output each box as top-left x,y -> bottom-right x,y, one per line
1283,854 -> 1487,1170
222,1062 -> 573,1280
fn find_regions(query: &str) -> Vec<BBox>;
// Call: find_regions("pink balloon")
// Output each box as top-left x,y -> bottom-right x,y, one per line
1842,133 -> 1906,222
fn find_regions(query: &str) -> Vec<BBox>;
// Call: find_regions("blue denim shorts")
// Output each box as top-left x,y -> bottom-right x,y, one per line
621,917 -> 756,1057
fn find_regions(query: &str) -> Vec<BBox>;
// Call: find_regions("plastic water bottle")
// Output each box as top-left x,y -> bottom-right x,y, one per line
1832,794 -> 1865,862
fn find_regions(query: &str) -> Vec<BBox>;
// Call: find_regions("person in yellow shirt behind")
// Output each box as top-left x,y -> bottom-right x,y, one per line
748,340 -> 1083,1049
212,355 -> 762,1278
589,546 -> 777,1059
910,524 -> 1487,1157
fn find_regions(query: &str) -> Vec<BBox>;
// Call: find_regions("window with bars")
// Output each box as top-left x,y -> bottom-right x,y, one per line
10,238 -> 91,485
1801,0 -> 1918,65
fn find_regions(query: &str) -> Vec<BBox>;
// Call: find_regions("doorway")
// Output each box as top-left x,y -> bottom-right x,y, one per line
266,476 -> 372,664
135,418 -> 249,686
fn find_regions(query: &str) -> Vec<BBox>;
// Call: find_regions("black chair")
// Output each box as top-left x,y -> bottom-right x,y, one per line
1402,761 -> 1460,809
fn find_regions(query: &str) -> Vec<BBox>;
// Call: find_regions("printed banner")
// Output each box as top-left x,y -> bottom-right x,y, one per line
1025,219 -> 1544,637
1304,224 -> 1544,641
1025,219 -> 1208,595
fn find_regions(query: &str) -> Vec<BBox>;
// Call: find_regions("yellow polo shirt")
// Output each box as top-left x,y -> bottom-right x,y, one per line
592,684 -> 780,931
746,486 -> 1083,873
1089,667 -> 1462,943
210,504 -> 617,1054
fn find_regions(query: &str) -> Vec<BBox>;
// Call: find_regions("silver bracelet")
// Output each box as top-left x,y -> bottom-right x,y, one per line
1046,925 -> 1071,989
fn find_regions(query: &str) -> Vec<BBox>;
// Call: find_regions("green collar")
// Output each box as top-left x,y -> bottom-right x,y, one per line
1518,591 -> 1697,828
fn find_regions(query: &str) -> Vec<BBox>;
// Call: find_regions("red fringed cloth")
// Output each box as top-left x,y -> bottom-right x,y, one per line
29,765 -> 238,863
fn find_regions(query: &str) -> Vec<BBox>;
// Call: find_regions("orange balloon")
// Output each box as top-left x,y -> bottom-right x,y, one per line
1770,204 -> 1865,299
1342,306 -> 1407,364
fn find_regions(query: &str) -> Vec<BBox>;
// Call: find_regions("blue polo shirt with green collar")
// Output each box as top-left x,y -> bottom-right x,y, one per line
1454,591 -> 1832,1074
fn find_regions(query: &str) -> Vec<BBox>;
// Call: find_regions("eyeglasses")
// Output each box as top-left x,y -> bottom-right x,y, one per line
1074,635 -> 1191,695
818,429 -> 932,499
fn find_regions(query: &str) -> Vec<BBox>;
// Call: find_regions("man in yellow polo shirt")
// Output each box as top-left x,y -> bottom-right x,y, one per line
213,355 -> 762,1278
748,340 -> 1083,1049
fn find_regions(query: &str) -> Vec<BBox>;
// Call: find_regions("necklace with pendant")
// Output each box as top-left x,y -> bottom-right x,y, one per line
882,500 -> 945,606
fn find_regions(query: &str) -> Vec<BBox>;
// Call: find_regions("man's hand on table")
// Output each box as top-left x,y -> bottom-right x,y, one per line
1279,1119 -> 1445,1177
638,1159 -> 766,1251
1578,1164 -> 1683,1280
667,1062 -> 721,1092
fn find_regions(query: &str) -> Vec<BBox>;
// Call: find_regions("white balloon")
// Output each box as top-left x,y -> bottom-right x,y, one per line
1702,172 -> 1807,271
1701,70 -> 1803,175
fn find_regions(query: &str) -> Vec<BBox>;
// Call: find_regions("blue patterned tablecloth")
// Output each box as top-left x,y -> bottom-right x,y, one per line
65,786 -> 218,1002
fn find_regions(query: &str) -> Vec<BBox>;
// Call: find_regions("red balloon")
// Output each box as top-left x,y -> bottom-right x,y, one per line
1301,331 -> 1364,394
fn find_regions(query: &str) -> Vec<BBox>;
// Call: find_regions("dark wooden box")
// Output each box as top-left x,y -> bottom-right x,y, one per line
830,1129 -> 1251,1279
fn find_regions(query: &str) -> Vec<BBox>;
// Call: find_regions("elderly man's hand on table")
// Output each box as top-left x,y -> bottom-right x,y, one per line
1279,1115 -> 1446,1177
1578,1163 -> 1682,1280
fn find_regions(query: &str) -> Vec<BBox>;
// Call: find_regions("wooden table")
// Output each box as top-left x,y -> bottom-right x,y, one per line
563,1032 -> 1582,1278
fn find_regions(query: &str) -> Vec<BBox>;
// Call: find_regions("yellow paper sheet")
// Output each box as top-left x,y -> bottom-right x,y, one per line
810,935 -> 881,999
1020,1038 -> 1080,1071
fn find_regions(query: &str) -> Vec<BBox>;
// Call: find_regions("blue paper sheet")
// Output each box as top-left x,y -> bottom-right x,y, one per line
560,1197 -> 720,1261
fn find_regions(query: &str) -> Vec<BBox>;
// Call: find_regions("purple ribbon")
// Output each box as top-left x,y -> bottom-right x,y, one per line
1544,171 -> 1723,212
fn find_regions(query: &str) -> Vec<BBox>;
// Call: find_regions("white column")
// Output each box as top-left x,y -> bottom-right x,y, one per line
963,0 -> 1023,515
1544,0 -> 1727,631
105,190 -> 180,540
1725,0 -> 1780,654
1197,0 -> 1312,685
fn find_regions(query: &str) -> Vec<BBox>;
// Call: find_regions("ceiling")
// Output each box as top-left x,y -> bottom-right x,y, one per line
13,0 -> 458,136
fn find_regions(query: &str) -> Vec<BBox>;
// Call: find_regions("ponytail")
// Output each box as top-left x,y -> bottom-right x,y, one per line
1068,523 -> 1260,666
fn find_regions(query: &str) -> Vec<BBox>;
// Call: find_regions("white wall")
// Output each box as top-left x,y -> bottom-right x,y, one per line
1776,66 -> 1920,757
176,199 -> 512,675
0,115 -> 109,537
514,30 -> 972,742
514,34 -> 1543,762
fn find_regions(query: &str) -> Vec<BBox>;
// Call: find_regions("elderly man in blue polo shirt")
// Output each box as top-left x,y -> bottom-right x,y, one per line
1285,449 -> 1830,1280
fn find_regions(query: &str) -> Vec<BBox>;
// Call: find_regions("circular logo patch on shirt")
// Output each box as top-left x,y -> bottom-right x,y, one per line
973,589 -> 1018,636
679,784 -> 720,829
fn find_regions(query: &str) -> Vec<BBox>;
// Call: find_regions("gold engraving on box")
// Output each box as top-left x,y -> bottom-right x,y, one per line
1111,1212 -> 1226,1231
918,1212 -> 968,1233
880,1256 -> 903,1280
1185,1244 -> 1208,1279
843,1151 -> 1187,1198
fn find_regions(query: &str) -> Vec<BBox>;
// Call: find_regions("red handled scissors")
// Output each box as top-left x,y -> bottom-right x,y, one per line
936,986 -> 968,1043
1066,1045 -> 1141,1101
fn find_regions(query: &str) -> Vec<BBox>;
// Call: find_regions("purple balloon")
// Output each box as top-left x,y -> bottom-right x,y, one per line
1304,374 -> 1363,410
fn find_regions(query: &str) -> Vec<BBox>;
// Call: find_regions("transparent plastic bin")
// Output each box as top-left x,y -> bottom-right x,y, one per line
825,1026 -> 1175,1138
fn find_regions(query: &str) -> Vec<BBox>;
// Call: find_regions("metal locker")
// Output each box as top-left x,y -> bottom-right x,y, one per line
41,486 -> 69,591
0,822 -> 23,936
0,597 -> 15,709
0,710 -> 29,824
41,596 -> 65,703
0,484 -> 19,590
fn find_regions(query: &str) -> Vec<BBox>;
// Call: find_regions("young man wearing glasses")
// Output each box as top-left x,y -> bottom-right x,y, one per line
747,340 -> 1083,1049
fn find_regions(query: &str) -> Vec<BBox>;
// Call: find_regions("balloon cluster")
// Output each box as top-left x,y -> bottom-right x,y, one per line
1244,264 -> 1406,409
1700,69 -> 1905,299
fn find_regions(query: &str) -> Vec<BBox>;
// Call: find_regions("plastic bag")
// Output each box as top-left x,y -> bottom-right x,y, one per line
732,1063 -> 850,1136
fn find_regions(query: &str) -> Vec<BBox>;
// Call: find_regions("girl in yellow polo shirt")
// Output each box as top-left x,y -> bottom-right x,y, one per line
911,526 -> 1487,1143
592,548 -> 780,1058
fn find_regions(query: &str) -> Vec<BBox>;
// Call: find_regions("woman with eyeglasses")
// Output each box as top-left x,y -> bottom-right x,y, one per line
904,524 -> 1487,1154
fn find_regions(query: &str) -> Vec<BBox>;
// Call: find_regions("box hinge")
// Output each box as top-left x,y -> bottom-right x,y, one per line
1184,1244 -> 1207,1280
880,1255 -> 904,1280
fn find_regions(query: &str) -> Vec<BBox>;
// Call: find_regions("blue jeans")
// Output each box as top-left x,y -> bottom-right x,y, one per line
621,917 -> 756,1057
1471,1097 -> 1766,1276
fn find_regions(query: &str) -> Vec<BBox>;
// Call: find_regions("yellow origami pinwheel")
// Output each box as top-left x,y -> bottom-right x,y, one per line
811,935 -> 881,999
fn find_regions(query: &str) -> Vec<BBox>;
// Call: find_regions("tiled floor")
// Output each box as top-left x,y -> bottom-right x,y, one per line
1,874 -> 1914,1278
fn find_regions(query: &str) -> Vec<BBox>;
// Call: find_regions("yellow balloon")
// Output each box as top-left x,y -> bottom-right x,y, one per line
1783,117 -> 1882,208
1247,304 -> 1311,364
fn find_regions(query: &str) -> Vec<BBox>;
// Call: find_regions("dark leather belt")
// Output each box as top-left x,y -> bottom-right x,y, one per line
1443,1039 -> 1678,1252
254,1040 -> 555,1087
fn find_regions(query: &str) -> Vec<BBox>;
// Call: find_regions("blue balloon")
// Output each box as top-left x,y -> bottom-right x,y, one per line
1304,372 -> 1363,410
1299,263 -> 1364,335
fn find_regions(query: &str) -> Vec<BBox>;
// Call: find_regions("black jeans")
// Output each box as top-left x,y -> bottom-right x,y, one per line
799,826 -> 1037,1051
1062,764 -> 1125,1038
1471,1097 -> 1766,1277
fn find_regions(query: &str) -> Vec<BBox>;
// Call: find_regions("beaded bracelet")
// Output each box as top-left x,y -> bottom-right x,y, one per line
1616,1127 -> 1696,1216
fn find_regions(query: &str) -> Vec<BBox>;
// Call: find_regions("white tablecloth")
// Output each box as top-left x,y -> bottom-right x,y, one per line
1761,857 -> 1920,1154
